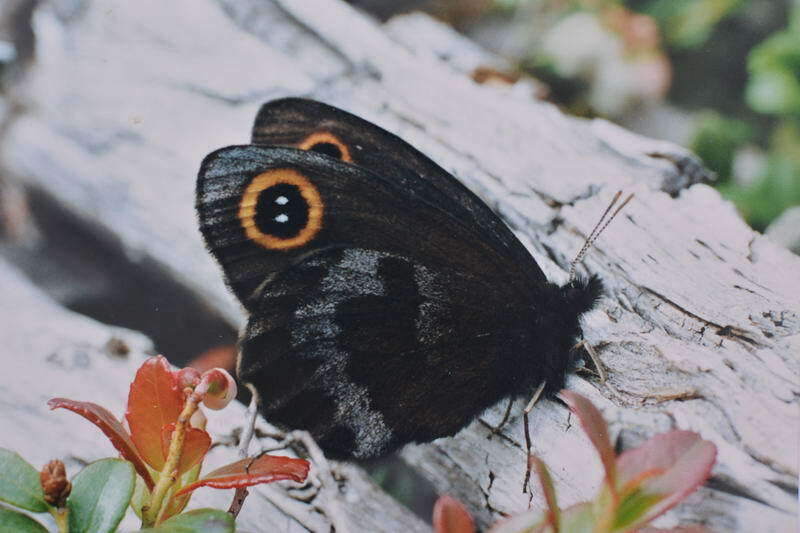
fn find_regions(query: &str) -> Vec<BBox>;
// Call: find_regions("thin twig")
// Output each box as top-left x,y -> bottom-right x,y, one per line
228,384 -> 260,518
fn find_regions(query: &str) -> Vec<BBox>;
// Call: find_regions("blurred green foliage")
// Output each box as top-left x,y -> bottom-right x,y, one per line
746,26 -> 800,114
716,122 -> 800,230
690,113 -> 753,181
630,0 -> 799,231
730,11 -> 800,231
490,0 -> 799,231
634,0 -> 745,49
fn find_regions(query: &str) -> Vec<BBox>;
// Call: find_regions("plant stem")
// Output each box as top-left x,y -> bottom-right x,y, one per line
141,391 -> 200,527
50,507 -> 69,533
228,384 -> 259,518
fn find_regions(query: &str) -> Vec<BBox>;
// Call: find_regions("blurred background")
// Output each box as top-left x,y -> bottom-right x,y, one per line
352,0 -> 800,250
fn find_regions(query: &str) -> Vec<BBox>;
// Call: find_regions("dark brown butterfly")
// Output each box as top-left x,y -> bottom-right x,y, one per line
196,98 -> 603,459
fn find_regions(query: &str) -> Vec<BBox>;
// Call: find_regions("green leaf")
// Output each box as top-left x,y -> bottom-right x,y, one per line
614,488 -> 665,530
67,459 -> 135,533
138,508 -> 235,533
0,448 -> 49,512
0,508 -> 49,533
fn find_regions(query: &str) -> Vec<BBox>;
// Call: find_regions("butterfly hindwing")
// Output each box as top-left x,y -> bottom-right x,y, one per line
238,246 -> 536,459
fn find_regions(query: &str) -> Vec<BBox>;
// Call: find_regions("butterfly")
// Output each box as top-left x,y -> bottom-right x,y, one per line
196,98 -> 609,460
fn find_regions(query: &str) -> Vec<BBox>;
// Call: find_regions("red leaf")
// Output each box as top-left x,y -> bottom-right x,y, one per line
558,390 -> 617,491
432,495 -> 475,533
616,430 -> 716,525
48,398 -> 155,490
160,423 -> 211,477
126,356 -> 185,470
175,455 -> 309,496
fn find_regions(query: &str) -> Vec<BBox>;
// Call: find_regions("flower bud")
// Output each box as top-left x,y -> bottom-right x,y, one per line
176,367 -> 202,389
40,460 -> 71,507
196,368 -> 237,410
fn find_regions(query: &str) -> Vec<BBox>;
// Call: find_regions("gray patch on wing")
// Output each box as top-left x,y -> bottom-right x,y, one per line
289,248 -> 395,457
413,263 -> 450,345
319,248 -> 387,296
316,345 -> 395,458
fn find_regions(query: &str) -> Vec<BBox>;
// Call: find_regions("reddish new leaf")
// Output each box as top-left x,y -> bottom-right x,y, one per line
160,423 -> 211,477
47,398 -> 154,490
558,390 -> 617,492
175,454 -> 309,496
433,495 -> 476,533
616,430 -> 716,527
126,356 -> 185,470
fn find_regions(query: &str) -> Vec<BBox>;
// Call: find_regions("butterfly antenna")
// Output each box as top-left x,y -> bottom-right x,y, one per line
568,191 -> 634,281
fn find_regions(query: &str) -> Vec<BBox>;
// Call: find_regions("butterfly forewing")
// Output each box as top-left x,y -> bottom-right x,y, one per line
251,98 -> 547,287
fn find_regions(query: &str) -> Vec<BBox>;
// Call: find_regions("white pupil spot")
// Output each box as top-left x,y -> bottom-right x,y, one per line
274,213 -> 289,224
275,196 -> 289,205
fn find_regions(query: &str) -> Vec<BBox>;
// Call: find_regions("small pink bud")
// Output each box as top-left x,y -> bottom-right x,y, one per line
196,368 -> 237,410
176,367 -> 202,389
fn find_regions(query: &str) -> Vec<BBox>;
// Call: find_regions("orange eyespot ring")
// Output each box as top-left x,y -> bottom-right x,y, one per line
238,169 -> 324,250
297,131 -> 352,163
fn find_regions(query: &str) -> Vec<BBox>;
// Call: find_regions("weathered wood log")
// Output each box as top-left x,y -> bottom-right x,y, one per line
0,0 -> 796,531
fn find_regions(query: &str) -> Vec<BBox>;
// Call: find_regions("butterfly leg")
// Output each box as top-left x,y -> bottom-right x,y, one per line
522,381 -> 546,493
573,340 -> 607,384
487,397 -> 515,437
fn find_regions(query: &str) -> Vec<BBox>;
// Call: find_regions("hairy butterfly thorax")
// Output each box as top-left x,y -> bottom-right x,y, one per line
196,98 -> 628,462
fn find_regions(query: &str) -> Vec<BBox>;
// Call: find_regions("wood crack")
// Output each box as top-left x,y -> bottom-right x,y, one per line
640,286 -> 764,347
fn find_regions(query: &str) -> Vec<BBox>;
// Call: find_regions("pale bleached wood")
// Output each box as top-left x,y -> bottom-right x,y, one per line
1,0 -> 797,531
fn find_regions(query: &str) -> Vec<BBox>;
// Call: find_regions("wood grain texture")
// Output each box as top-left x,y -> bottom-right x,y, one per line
0,0 -> 796,531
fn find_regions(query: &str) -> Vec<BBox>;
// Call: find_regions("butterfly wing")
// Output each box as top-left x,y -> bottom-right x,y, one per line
239,246 -> 536,459
251,98 -> 547,287
197,145 -> 540,458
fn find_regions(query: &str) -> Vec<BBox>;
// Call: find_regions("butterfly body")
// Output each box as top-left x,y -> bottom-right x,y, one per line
196,99 -> 602,459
